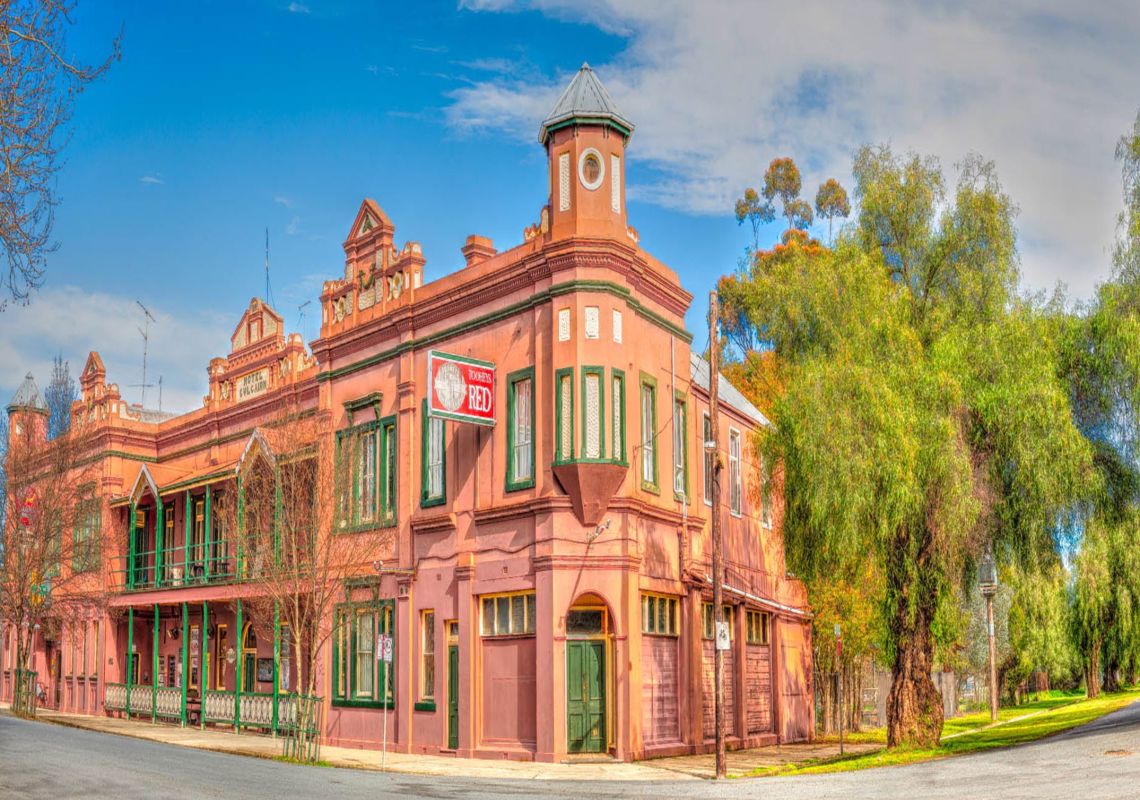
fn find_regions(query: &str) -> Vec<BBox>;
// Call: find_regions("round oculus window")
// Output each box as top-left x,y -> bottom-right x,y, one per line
578,148 -> 605,191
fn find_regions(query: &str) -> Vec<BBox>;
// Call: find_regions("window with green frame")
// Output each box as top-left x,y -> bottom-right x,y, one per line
421,401 -> 446,508
72,496 -> 101,573
611,369 -> 626,464
639,373 -> 659,493
555,367 -> 574,463
672,392 -> 688,501
336,416 -> 397,530
506,367 -> 535,491
332,600 -> 395,707
581,366 -> 605,460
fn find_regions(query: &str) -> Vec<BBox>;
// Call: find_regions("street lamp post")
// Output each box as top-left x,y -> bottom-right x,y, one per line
979,546 -> 999,723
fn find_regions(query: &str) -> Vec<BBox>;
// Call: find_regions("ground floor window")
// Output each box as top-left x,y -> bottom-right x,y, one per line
746,610 -> 771,645
641,593 -> 678,636
480,592 -> 536,636
332,600 -> 395,707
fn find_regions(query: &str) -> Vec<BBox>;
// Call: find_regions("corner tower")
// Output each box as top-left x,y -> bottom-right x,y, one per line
7,372 -> 48,449
540,63 -> 634,242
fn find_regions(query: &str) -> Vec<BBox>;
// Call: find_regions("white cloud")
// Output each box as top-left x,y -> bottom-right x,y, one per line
139,175 -> 163,185
0,286 -> 232,416
447,0 -> 1140,298
287,2 -> 310,13
286,215 -> 301,236
272,193 -> 292,208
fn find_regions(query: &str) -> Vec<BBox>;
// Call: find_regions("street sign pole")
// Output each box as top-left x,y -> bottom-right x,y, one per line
379,629 -> 393,770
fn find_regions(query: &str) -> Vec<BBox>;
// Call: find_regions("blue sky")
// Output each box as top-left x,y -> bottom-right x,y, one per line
3,1 -> 1138,413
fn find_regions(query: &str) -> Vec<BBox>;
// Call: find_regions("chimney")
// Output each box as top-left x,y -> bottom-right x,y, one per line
461,235 -> 496,268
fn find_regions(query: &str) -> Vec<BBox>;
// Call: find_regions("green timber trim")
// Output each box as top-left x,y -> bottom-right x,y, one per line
273,602 -> 280,735
673,389 -> 690,503
427,350 -> 496,369
235,598 -> 243,732
639,371 -> 659,494
316,280 -> 693,384
181,603 -> 189,726
155,503 -> 164,590
505,366 -> 536,493
414,700 -> 437,712
331,600 -> 397,709
420,399 -> 446,508
554,367 -> 575,464
201,600 -> 208,730
126,607 -> 134,719
580,366 -> 607,462
204,486 -> 212,582
343,391 -> 383,426
611,368 -> 627,465
184,490 -> 191,581
128,503 -> 137,590
152,603 -> 159,723
541,116 -> 633,143
379,415 -> 398,527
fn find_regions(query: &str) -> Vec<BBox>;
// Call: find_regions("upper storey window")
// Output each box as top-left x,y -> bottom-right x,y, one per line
506,368 -> 535,491
337,417 -> 397,531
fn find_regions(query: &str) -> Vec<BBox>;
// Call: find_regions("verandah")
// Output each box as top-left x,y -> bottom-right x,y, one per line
103,598 -> 307,736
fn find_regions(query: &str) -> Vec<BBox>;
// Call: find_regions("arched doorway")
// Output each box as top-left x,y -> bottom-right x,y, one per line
565,596 -> 612,754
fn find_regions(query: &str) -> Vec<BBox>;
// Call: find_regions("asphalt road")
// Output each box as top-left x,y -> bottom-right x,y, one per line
2,700 -> 1140,800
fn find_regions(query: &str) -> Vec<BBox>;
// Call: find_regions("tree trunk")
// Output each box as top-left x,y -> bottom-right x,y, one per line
1087,643 -> 1101,699
886,539 -> 944,748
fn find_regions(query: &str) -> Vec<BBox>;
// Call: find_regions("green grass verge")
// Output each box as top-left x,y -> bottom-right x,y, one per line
749,688 -> 1140,778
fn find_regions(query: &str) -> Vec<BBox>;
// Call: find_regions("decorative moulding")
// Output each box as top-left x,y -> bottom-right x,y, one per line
551,461 -> 628,526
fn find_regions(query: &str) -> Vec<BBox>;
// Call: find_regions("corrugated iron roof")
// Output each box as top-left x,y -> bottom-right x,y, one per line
8,372 -> 46,412
689,353 -> 771,428
539,62 -> 633,143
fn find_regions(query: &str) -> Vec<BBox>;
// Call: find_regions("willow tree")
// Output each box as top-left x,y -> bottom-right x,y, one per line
1059,111 -> 1140,694
741,147 -> 1091,747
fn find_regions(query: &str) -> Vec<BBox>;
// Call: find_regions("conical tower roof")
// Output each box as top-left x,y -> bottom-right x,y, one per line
8,372 -> 47,413
539,62 -> 633,144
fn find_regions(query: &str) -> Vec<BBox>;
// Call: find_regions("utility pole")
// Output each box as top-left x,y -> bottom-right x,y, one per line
708,290 -> 726,780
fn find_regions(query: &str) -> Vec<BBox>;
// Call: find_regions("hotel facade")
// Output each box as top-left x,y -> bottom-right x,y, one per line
1,65 -> 813,761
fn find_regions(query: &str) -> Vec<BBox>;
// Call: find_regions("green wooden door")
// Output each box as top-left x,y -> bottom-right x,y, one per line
447,644 -> 459,750
566,640 -> 605,753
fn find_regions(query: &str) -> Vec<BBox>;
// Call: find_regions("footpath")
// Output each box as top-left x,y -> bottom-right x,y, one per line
0,702 -> 869,780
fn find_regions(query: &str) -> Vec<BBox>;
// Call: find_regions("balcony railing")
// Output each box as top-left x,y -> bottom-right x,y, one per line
114,540 -> 238,592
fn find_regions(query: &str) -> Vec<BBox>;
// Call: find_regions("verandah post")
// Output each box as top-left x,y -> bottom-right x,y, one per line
126,607 -> 133,719
128,503 -> 137,590
204,486 -> 212,582
272,601 -> 280,736
184,490 -> 191,583
201,600 -> 208,730
155,502 -> 164,588
235,598 -> 243,733
152,603 -> 159,723
236,475 -> 244,579
180,602 -> 188,727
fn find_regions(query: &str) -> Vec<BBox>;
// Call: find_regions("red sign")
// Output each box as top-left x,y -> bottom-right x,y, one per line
19,489 -> 37,528
427,351 -> 496,426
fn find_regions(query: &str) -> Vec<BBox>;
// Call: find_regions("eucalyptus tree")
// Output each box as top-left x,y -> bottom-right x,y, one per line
740,146 -> 1092,747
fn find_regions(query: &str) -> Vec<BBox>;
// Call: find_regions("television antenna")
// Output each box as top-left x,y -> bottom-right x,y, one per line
131,300 -> 156,407
297,300 -> 311,337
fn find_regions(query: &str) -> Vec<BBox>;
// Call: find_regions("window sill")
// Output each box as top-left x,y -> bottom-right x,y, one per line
414,700 -> 437,712
420,496 -> 446,510
504,479 -> 535,493
331,699 -> 396,710
640,481 -> 660,495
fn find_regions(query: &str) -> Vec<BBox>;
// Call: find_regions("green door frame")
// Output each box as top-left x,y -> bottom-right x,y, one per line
447,643 -> 459,750
566,639 -> 606,754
